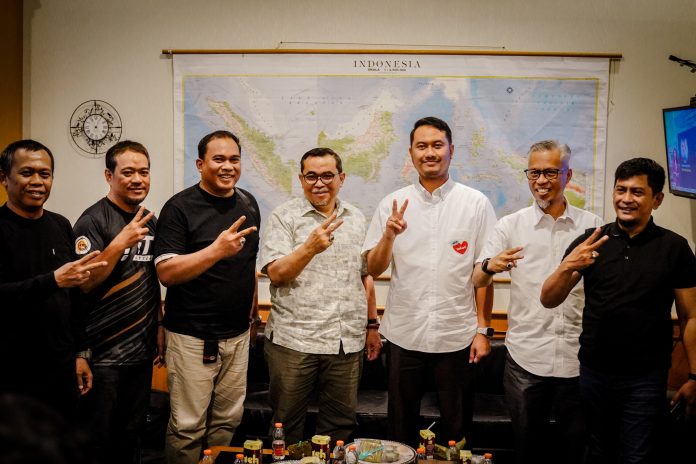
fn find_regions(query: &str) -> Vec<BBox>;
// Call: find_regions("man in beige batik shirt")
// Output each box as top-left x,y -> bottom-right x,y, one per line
258,147 -> 381,444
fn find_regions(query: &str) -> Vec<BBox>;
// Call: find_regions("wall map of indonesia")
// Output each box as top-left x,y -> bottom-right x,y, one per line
182,74 -> 602,222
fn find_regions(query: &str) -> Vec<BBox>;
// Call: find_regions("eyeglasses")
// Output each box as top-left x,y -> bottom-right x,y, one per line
524,168 -> 566,180
301,172 -> 339,184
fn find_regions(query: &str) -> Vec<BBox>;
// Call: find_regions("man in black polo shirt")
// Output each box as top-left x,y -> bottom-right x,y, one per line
154,130 -> 260,464
541,158 -> 696,463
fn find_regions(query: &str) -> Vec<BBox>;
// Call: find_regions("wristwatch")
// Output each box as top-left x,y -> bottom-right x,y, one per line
251,316 -> 263,326
476,327 -> 494,338
76,349 -> 92,361
481,258 -> 497,275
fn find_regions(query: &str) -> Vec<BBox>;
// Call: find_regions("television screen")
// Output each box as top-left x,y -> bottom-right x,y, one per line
663,105 -> 696,199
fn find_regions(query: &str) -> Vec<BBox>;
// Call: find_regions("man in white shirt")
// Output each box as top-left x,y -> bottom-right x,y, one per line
472,140 -> 602,464
363,117 -> 496,444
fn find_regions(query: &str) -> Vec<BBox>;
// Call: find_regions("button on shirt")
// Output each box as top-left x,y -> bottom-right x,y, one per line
362,179 -> 496,353
481,202 -> 602,377
258,197 -> 368,355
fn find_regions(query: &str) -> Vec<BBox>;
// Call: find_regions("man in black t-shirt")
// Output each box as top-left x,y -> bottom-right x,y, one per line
73,141 -> 162,464
0,139 -> 106,420
154,130 -> 260,464
541,158 -> 696,463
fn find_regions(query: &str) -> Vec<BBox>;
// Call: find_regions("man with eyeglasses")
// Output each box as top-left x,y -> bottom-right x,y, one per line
363,117 -> 496,445
258,147 -> 381,444
473,140 -> 601,464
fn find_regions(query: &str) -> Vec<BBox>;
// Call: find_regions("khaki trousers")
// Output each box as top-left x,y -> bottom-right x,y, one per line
165,330 -> 249,464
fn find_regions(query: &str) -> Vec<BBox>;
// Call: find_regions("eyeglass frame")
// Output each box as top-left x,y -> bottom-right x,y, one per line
523,168 -> 567,180
300,171 -> 340,185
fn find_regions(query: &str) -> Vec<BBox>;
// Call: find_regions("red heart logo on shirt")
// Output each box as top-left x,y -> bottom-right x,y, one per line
452,241 -> 469,254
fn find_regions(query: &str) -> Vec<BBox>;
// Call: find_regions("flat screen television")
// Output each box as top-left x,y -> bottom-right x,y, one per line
663,105 -> 696,199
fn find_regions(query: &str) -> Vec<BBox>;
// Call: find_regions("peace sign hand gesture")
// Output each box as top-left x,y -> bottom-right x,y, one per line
213,215 -> 258,258
305,211 -> 344,255
561,227 -> 609,272
385,199 -> 408,240
54,251 -> 108,288
113,206 -> 155,251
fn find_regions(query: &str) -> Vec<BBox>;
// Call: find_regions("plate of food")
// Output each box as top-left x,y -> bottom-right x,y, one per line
346,439 -> 416,464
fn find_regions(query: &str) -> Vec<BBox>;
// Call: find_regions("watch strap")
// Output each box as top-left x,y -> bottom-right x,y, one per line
481,258 -> 496,275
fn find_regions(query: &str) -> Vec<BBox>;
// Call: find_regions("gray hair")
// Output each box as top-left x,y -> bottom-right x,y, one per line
527,140 -> 571,166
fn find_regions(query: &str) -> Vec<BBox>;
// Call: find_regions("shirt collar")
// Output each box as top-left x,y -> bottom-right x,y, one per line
607,216 -> 658,243
414,177 -> 455,202
299,196 -> 347,217
532,196 -> 577,226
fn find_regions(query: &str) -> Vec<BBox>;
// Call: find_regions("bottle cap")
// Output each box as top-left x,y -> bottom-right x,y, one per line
484,453 -> 492,459
349,445 -> 357,450
203,449 -> 212,456
275,422 -> 283,427
417,447 -> 425,453
448,441 -> 456,446
236,454 -> 244,459
336,440 -> 344,446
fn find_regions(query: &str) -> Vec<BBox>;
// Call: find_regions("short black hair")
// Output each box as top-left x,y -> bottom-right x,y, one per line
409,117 -> 453,145
300,147 -> 343,173
0,139 -> 55,174
105,140 -> 150,171
197,130 -> 241,159
614,157 -> 665,194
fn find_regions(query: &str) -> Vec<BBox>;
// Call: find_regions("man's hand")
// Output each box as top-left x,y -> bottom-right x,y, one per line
365,329 -> 383,361
561,227 -> 609,272
112,206 -> 155,251
54,251 -> 108,288
304,212 -> 344,255
384,199 -> 408,240
211,215 -> 258,259
489,246 -> 525,273
671,379 -> 696,419
154,325 -> 166,367
76,357 -> 93,395
469,333 -> 491,364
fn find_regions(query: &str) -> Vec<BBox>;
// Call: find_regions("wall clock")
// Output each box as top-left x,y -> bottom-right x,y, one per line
69,100 -> 122,157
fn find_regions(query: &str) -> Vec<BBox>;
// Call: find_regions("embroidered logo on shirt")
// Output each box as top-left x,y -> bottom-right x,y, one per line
75,236 -> 91,255
451,240 -> 469,254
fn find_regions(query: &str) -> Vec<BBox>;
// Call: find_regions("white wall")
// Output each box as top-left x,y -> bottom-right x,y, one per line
22,0 -> 696,306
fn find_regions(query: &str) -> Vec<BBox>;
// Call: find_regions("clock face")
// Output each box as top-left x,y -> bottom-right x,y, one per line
83,114 -> 109,141
69,100 -> 122,157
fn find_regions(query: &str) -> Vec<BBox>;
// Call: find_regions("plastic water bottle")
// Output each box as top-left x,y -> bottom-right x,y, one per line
346,445 -> 359,464
234,453 -> 245,464
332,440 -> 346,464
482,452 -> 493,464
201,449 -> 214,464
446,441 -> 459,463
272,422 -> 286,461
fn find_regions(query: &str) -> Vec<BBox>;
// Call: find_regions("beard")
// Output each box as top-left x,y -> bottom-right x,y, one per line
535,198 -> 550,210
124,196 -> 143,206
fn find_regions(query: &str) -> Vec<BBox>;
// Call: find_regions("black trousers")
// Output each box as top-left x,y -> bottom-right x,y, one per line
387,341 -> 475,447
504,352 -> 586,464
78,362 -> 153,464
